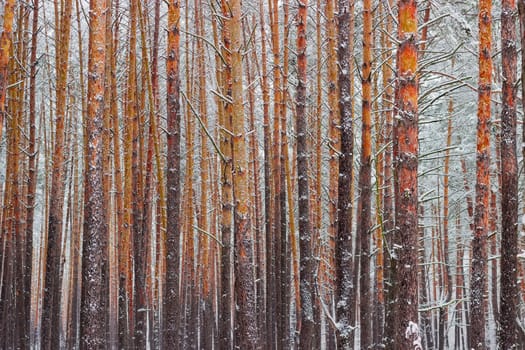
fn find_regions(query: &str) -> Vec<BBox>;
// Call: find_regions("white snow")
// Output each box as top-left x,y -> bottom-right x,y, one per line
405,321 -> 422,350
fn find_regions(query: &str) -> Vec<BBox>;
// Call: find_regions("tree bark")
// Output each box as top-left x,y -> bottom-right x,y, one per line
0,0 -> 15,144
335,0 -> 355,348
296,0 -> 318,347
165,0 -> 182,347
229,0 -> 258,346
219,0 -> 234,347
25,1 -> 39,347
43,0 -> 73,347
357,0 -> 374,346
80,0 -> 108,346
389,0 -> 420,348
498,0 -> 519,348
470,0 -> 492,348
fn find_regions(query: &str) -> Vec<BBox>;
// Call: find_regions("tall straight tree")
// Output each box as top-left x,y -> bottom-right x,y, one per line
498,0 -> 519,348
335,0 -> 355,348
80,0 -> 108,346
25,1 -> 39,346
229,0 -> 258,345
382,0 -> 395,345
268,0 -> 284,344
43,0 -> 73,347
388,0 -> 420,348
219,0 -> 234,347
357,0 -> 373,346
164,0 -> 182,346
296,0 -> 318,347
469,0 -> 491,348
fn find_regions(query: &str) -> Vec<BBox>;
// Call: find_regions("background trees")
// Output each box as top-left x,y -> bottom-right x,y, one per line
1,0 -> 525,349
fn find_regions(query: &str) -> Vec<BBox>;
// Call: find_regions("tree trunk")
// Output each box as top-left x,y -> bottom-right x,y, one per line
43,0 -> 73,347
357,0 -> 373,347
389,0 -> 420,348
335,0 -> 355,348
165,0 -> 182,347
256,0 -> 271,344
268,0 -> 283,345
498,0 -> 519,348
25,1 -> 39,347
296,0 -> 317,347
80,0 -> 108,346
229,0 -> 258,345
469,0 -> 492,347
0,0 -> 15,144
219,0 -> 234,347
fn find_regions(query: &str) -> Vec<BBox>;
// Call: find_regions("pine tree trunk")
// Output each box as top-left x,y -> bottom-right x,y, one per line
296,0 -> 317,347
80,0 -> 108,346
0,0 -> 15,143
165,0 -> 182,347
268,0 -> 283,345
335,0 -> 355,348
229,0 -> 258,345
498,0 -> 519,348
25,2 -> 39,347
389,0 -> 420,348
382,0 -> 396,346
244,20 -> 265,344
43,0 -> 73,347
256,0 -> 271,343
469,0 -> 492,347
357,0 -> 373,346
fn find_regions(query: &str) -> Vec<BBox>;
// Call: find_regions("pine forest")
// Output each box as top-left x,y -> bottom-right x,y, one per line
1,0 -> 525,349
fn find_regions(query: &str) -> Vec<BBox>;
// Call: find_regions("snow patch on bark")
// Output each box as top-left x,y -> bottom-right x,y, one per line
405,321 -> 422,350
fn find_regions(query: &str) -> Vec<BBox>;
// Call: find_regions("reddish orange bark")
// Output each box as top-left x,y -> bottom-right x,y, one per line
390,0 -> 420,348
469,1 -> 492,347
0,0 -> 15,143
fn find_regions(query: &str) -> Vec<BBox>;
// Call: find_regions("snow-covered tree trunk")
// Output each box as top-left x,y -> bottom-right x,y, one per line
335,0 -> 355,348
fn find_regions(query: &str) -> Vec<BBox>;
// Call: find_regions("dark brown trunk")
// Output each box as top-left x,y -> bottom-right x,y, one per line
165,0 -> 182,347
296,0 -> 317,347
335,0 -> 355,348
43,0 -> 73,347
498,0 -> 519,348
25,1 -> 39,347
